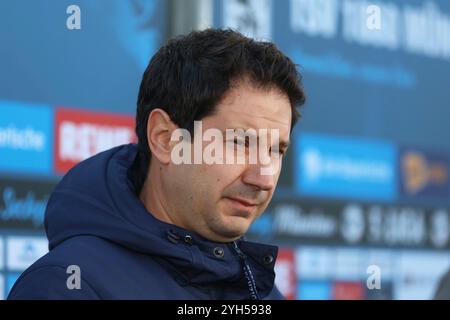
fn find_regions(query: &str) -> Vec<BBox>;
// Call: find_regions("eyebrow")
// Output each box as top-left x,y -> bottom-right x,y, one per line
223,128 -> 291,150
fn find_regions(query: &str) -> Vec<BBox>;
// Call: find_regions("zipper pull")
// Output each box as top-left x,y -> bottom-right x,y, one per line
232,241 -> 247,259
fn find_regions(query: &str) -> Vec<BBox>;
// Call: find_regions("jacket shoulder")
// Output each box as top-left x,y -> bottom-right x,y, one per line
8,265 -> 100,300
9,235 -> 174,299
8,236 -> 114,300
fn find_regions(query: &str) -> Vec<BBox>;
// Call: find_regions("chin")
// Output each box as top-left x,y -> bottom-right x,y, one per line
217,215 -> 252,239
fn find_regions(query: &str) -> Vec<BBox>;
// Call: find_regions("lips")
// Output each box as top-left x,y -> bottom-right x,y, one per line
225,197 -> 258,207
223,197 -> 256,217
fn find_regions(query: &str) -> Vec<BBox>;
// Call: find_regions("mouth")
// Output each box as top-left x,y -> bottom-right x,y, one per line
224,197 -> 258,215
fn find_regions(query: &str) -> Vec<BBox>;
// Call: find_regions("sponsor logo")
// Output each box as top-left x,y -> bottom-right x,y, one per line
6,237 -> 48,271
400,148 -> 450,198
296,133 -> 397,201
55,107 -> 136,174
0,101 -> 53,174
273,204 -> 337,239
0,179 -> 55,229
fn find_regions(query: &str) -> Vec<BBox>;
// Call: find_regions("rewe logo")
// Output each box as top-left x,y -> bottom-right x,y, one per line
55,108 -> 136,174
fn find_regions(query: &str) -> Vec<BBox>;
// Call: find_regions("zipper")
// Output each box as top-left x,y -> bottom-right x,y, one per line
232,241 -> 260,300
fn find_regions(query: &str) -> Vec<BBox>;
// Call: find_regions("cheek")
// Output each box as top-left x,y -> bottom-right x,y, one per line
210,164 -> 244,186
199,164 -> 244,201
167,163 -> 205,201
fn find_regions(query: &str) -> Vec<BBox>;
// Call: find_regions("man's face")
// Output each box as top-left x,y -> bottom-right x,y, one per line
163,81 -> 292,242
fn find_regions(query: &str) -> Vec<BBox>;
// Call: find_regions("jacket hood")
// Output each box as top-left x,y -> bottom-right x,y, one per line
44,144 -> 278,298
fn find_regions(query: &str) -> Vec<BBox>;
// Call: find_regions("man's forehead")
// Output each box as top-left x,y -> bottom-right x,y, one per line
213,90 -> 291,129
208,110 -> 291,137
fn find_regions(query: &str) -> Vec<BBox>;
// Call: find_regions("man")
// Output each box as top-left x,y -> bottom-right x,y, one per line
8,29 -> 305,300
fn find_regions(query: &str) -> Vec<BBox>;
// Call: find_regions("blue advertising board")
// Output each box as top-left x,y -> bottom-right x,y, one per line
295,133 -> 397,201
0,101 -> 53,175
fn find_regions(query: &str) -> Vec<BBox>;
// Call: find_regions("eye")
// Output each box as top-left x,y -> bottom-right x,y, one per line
270,147 -> 286,156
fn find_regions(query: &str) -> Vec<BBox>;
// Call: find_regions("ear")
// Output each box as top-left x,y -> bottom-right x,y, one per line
146,108 -> 178,165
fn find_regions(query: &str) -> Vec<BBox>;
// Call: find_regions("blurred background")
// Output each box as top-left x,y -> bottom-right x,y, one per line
1,0 -> 450,300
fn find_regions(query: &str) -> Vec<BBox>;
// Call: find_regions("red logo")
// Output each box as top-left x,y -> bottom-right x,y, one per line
333,281 -> 365,300
274,248 -> 297,300
55,107 -> 136,174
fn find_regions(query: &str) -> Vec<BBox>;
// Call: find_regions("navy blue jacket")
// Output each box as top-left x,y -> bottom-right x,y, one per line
8,144 -> 283,300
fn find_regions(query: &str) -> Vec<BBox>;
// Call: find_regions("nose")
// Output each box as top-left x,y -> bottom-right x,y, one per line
241,162 -> 277,191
